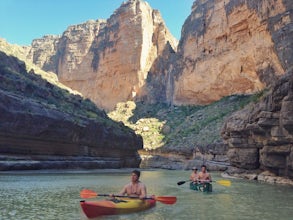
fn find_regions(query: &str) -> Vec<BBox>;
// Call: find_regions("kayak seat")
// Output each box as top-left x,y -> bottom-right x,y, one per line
110,198 -> 128,203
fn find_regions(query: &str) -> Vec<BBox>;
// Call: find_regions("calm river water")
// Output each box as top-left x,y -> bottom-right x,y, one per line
0,169 -> 292,220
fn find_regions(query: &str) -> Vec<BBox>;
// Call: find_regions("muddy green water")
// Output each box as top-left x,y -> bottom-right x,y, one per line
0,169 -> 292,220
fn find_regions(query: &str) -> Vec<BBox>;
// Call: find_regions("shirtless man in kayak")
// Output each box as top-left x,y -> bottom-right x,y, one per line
198,165 -> 213,192
118,170 -> 147,199
198,165 -> 212,182
189,167 -> 199,182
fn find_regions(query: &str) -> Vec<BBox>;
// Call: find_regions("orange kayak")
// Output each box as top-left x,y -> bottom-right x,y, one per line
80,198 -> 156,218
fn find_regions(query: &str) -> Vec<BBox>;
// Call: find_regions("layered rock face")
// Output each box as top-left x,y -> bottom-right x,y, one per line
26,35 -> 60,72
222,70 -> 293,178
163,0 -> 291,106
0,51 -> 143,170
27,0 -> 177,111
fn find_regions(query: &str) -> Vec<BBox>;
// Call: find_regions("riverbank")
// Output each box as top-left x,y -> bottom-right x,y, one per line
0,154 -> 138,171
222,167 -> 293,186
2,153 -> 292,187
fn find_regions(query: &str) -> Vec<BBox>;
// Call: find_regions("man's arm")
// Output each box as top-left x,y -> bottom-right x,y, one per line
119,184 -> 128,196
190,174 -> 193,181
139,184 -> 147,199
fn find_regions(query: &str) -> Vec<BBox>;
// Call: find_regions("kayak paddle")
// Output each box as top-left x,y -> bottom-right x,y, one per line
177,179 -> 231,187
80,189 -> 177,205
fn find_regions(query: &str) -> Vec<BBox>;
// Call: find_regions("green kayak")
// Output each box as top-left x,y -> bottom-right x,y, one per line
190,182 -> 212,192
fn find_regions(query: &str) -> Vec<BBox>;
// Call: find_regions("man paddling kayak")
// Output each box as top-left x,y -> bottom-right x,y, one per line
190,167 -> 199,182
197,165 -> 212,192
198,164 -> 212,182
116,170 -> 147,199
190,167 -> 201,191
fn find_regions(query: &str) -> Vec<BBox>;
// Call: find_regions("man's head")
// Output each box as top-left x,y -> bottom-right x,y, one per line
131,170 -> 140,182
201,165 -> 207,172
192,167 -> 198,172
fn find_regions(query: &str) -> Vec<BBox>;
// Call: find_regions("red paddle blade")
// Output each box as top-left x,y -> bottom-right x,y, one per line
80,189 -> 98,199
155,196 -> 177,205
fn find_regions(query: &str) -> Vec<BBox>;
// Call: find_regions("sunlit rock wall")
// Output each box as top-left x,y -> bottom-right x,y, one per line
27,0 -> 177,111
169,0 -> 291,105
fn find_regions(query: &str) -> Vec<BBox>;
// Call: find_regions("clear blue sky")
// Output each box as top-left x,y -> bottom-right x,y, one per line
0,0 -> 194,46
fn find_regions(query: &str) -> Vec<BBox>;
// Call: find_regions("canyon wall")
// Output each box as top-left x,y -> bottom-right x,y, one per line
28,0 -> 293,110
137,0 -> 293,180
27,0 -> 177,111
26,0 -> 292,109
222,69 -> 293,178
26,35 -> 60,72
0,51 -> 143,170
147,0 -> 292,106
17,0 -> 293,178
173,0 -> 292,105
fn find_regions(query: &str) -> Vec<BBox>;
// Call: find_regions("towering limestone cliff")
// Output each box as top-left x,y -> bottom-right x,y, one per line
25,0 -> 293,109
147,0 -> 292,106
210,0 -> 293,181
27,0 -> 177,111
26,35 -> 60,73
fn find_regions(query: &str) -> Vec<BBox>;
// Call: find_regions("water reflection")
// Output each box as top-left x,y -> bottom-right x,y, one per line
0,170 -> 292,220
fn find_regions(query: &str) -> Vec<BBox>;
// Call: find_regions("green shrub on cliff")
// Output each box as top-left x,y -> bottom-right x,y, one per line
108,93 -> 264,154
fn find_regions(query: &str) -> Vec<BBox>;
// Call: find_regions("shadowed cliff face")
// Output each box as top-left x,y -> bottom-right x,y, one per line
221,69 -> 293,178
0,51 -> 143,170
